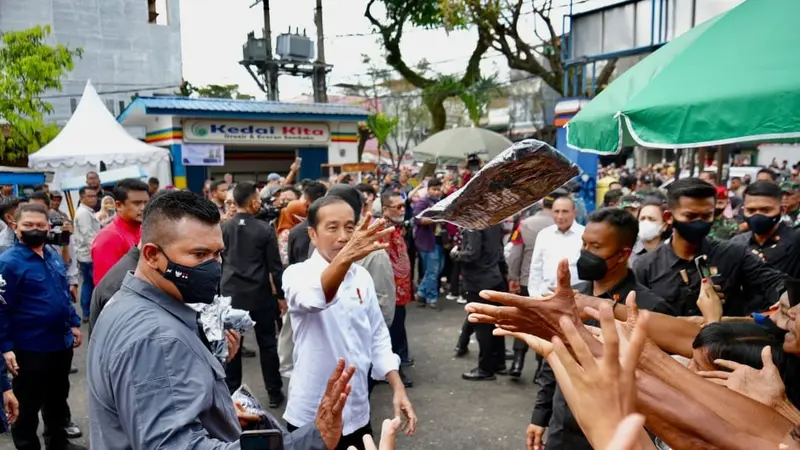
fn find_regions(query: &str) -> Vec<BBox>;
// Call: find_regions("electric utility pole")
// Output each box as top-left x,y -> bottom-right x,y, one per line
262,0 -> 279,100
313,0 -> 328,103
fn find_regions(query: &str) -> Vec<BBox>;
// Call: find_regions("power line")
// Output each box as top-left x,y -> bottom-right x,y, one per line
39,84 -> 181,99
330,0 -> 599,39
58,79 -> 183,87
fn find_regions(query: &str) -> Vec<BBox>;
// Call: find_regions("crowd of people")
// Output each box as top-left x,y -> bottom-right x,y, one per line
1,154 -> 800,450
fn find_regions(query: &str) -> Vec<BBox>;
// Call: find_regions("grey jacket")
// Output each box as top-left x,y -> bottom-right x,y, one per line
507,212 -> 554,286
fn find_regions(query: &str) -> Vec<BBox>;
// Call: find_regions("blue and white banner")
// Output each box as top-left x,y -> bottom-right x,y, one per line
182,143 -> 225,166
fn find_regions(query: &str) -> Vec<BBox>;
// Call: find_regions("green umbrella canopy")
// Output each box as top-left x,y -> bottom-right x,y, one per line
566,0 -> 800,154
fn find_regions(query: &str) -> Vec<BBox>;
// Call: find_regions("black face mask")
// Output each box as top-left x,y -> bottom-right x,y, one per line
745,213 -> 781,235
577,249 -> 621,281
714,207 -> 726,217
157,248 -> 221,304
672,219 -> 712,245
19,229 -> 48,247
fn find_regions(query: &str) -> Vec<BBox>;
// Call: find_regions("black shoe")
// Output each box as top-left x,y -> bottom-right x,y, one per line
400,371 -> 414,388
416,299 -> 427,308
495,365 -> 509,376
69,365 -> 78,375
65,421 -> 82,439
505,349 -> 515,361
462,368 -> 496,381
429,302 -> 441,311
241,346 -> 256,358
509,351 -> 525,378
453,346 -> 469,358
268,390 -> 285,408
400,358 -> 415,367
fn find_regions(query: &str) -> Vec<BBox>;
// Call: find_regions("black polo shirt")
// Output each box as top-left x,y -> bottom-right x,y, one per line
530,270 -> 672,450
574,270 -> 675,316
730,222 -> 800,279
633,237 -> 786,316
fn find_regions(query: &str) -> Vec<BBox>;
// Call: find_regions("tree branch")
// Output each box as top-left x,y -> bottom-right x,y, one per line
365,0 -> 433,89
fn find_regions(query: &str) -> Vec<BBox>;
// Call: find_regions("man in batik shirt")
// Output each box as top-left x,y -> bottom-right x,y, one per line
381,191 -> 414,388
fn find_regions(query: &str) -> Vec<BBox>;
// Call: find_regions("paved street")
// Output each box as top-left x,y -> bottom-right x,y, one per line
0,298 -> 542,449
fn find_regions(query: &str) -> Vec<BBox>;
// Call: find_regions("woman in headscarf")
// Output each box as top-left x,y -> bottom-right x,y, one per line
276,199 -> 308,266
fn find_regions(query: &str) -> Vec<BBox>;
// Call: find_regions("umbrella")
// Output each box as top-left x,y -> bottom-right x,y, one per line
412,127 -> 512,162
566,0 -> 800,154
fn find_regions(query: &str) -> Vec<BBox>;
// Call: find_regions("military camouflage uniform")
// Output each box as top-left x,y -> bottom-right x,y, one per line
709,217 -> 740,241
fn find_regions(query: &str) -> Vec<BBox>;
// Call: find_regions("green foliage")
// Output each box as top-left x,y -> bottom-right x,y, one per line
366,113 -> 399,151
0,25 -> 82,160
458,74 -> 503,126
194,84 -> 254,99
380,0 -> 467,29
175,80 -> 194,97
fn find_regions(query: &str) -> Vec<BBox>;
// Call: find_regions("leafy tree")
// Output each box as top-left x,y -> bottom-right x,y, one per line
440,0 -> 616,96
365,0 -> 492,133
459,74 -> 503,126
194,84 -> 255,100
361,55 -> 431,168
0,25 -> 82,160
175,80 -> 194,97
366,112 -> 400,165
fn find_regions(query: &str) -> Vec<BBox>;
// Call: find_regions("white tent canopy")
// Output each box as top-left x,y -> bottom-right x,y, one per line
28,80 -> 172,186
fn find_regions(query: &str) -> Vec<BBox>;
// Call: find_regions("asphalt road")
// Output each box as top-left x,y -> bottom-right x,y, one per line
0,297 -> 542,449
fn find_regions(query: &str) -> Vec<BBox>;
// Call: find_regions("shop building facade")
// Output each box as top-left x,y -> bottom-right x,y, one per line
118,97 -> 368,191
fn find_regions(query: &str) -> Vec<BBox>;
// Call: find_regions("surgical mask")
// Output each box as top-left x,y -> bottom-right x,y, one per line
19,229 -> 48,247
672,219 -> 712,245
745,213 -> 781,235
577,249 -> 619,281
158,248 -> 221,304
638,221 -> 663,242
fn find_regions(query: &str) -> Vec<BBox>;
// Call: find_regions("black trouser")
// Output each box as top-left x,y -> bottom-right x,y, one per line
389,305 -> 409,363
512,285 -> 531,354
226,307 -> 282,395
466,284 -> 507,374
449,261 -> 461,296
288,421 -> 373,450
457,316 -> 473,350
12,349 -> 73,450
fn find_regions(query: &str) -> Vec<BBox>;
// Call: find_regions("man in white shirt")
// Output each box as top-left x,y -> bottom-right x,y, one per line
73,186 -> 100,322
282,196 -> 417,450
528,196 -> 585,296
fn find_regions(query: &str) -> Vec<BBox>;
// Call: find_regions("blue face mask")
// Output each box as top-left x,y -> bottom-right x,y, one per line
157,247 -> 221,304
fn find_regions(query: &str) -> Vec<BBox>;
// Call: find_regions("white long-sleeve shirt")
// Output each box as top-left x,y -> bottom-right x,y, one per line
282,251 -> 399,435
527,222 -> 585,296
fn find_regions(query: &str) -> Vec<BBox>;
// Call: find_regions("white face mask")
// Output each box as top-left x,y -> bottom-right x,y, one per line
638,220 -> 663,242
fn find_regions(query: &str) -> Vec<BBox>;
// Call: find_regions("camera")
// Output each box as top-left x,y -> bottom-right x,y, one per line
47,215 -> 70,247
255,197 -> 280,222
467,153 -> 482,172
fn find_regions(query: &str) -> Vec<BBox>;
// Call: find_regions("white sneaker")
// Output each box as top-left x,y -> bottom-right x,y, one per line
457,297 -> 467,304
446,294 -> 459,300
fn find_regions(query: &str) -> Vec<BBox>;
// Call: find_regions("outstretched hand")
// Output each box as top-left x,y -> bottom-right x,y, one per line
548,303 -> 649,450
339,213 -> 394,264
316,359 -> 356,450
466,259 -> 581,343
697,346 -> 785,408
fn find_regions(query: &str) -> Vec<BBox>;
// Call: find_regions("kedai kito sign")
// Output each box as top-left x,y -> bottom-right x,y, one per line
183,120 -> 330,145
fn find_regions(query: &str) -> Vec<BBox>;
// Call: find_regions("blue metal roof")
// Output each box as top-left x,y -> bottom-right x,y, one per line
130,96 -> 369,117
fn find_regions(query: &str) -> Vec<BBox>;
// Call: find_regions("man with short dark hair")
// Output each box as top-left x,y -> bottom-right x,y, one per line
0,197 -> 22,254
757,168 -> 778,183
209,179 -> 228,216
635,177 -> 786,316
85,172 -> 110,212
282,196 -> 416,450
731,180 -> 800,280
0,203 -> 84,450
529,207 -> 673,450
88,191 -> 338,450
221,182 -> 286,406
91,178 -> 149,283
73,187 -> 100,322
147,177 -> 160,196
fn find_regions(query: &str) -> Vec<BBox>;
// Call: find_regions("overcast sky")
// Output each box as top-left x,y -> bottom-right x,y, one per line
179,0 -> 617,101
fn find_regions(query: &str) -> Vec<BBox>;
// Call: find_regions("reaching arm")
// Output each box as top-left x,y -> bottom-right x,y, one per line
266,226 -> 285,300
453,230 -> 481,263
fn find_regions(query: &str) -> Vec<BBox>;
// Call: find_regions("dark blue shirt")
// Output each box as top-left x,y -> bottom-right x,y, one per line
0,242 -> 80,353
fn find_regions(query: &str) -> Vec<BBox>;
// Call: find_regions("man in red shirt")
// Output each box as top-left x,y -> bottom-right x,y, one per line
381,191 -> 414,387
91,178 -> 150,283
